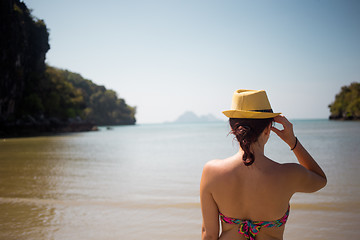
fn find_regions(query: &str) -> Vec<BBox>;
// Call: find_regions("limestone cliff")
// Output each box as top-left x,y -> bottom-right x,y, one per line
0,0 -> 50,120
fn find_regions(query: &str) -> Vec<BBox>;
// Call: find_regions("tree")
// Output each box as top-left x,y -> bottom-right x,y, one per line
329,82 -> 360,120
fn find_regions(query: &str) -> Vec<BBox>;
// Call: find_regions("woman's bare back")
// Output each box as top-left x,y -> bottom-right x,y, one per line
207,152 -> 296,240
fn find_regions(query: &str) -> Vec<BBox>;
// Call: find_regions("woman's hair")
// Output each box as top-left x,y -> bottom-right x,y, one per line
229,118 -> 273,166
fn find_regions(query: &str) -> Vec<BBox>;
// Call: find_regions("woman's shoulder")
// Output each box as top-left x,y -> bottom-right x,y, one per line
203,159 -> 226,173
278,162 -> 305,172
204,154 -> 238,169
201,158 -> 235,191
202,158 -> 234,179
276,162 -> 326,193
267,162 -> 303,175
273,162 -> 312,185
262,160 -> 305,179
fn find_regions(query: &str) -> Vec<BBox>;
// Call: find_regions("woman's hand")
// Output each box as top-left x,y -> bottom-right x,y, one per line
271,115 -> 297,149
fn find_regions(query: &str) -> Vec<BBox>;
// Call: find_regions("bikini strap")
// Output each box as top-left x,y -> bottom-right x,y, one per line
219,205 -> 290,240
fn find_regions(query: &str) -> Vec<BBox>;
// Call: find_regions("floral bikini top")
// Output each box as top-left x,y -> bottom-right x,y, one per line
219,205 -> 290,240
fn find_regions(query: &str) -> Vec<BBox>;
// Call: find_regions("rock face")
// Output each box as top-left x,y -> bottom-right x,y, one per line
0,0 -> 50,120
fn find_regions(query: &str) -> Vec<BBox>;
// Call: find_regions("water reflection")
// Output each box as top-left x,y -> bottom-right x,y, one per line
0,137 -> 64,239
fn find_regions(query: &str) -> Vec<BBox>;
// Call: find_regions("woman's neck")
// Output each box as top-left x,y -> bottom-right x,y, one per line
237,141 -> 265,160
251,140 -> 265,156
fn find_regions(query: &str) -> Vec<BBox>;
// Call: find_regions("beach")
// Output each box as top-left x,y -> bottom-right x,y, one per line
0,120 -> 359,239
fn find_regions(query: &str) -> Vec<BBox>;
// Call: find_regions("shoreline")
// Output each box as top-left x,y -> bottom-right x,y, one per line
0,121 -> 98,138
0,115 -> 137,138
329,116 -> 360,121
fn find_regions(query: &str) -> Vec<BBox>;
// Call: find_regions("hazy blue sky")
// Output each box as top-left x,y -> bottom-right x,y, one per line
25,0 -> 360,123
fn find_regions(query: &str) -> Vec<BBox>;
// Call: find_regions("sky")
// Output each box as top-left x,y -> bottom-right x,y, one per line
24,0 -> 360,123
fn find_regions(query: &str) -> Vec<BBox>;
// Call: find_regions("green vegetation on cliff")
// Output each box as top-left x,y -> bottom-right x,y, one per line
1,0 -> 136,132
329,82 -> 360,120
44,67 -> 136,125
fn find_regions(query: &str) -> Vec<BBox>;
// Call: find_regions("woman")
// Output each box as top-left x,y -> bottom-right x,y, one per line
200,89 -> 327,240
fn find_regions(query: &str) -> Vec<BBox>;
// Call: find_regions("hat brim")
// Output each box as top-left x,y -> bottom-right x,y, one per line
222,110 -> 281,119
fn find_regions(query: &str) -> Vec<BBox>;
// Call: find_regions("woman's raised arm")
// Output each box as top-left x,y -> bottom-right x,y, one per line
271,115 -> 327,193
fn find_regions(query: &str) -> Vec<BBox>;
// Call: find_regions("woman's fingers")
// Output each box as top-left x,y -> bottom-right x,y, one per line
271,115 -> 296,147
270,126 -> 282,137
274,115 -> 290,126
273,115 -> 285,123
274,115 -> 292,130
273,115 -> 282,123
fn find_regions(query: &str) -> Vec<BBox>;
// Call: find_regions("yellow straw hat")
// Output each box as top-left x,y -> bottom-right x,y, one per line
222,89 -> 281,119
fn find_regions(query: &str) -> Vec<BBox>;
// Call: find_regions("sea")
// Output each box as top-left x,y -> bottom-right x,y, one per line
0,119 -> 359,240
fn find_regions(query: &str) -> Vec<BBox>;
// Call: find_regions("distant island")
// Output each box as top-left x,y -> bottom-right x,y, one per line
328,82 -> 360,120
171,111 -> 223,123
0,0 -> 136,137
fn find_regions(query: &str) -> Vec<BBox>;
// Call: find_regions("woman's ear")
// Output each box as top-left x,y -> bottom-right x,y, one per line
264,123 -> 271,136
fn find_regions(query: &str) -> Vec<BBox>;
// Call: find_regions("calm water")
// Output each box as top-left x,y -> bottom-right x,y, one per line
0,120 -> 359,240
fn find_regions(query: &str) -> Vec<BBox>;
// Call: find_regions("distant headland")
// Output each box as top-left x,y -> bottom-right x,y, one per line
169,111 -> 224,124
0,0 -> 136,137
328,82 -> 360,120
